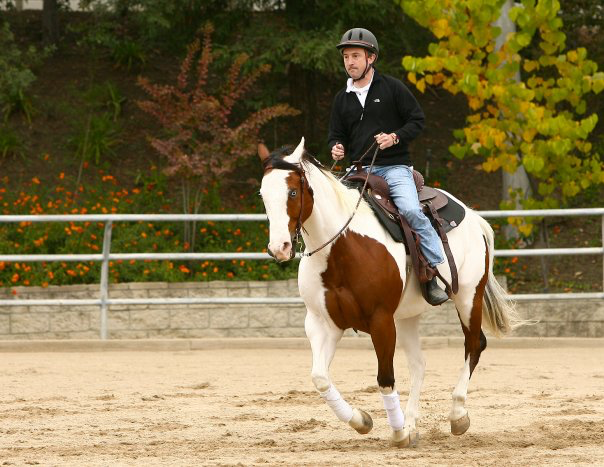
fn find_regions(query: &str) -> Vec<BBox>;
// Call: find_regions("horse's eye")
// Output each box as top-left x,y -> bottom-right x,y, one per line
289,190 -> 297,198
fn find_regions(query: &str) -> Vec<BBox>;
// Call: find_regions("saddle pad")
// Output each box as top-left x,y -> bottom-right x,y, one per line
350,184 -> 466,244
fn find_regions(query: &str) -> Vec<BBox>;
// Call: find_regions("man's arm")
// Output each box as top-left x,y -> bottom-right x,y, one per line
391,78 -> 425,143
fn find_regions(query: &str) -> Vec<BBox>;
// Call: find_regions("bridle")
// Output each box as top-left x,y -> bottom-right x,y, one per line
262,158 -> 309,261
262,142 -> 380,260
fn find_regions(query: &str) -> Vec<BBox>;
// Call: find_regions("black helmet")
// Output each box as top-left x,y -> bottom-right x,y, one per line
336,28 -> 379,57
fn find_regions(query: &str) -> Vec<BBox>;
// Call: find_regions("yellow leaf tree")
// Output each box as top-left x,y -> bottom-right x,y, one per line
399,0 -> 603,233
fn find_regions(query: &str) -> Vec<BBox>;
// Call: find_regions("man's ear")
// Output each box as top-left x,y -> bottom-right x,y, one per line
258,143 -> 270,162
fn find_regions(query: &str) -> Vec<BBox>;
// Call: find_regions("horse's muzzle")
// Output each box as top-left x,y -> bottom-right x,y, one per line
267,238 -> 295,262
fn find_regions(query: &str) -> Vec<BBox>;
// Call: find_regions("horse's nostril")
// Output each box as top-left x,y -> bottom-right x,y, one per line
282,242 -> 291,252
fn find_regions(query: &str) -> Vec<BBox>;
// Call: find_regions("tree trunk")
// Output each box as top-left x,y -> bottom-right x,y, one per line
42,0 -> 60,46
495,0 -> 532,239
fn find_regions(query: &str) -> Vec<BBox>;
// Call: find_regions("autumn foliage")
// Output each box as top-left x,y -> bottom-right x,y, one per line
400,0 -> 603,233
137,22 -> 299,188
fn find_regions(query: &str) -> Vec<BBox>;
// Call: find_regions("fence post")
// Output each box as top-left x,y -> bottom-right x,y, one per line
99,221 -> 113,339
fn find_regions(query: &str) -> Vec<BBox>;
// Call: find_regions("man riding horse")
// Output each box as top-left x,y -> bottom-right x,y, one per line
328,27 -> 449,306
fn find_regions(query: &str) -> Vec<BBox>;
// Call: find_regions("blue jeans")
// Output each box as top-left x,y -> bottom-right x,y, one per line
366,165 -> 445,266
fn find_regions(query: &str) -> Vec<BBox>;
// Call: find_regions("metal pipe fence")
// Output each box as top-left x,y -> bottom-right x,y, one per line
1,209 -> 603,339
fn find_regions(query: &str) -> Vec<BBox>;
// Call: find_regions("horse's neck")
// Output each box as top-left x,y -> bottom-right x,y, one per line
301,169 -> 357,250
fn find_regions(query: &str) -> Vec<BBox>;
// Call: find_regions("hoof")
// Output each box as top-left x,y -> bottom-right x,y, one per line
391,428 -> 419,448
450,413 -> 470,436
349,408 -> 373,434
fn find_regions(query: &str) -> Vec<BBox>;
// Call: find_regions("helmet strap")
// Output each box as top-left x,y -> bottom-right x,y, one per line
352,51 -> 373,83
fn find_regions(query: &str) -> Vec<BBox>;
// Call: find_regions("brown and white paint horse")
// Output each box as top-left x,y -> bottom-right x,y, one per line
258,138 -> 517,447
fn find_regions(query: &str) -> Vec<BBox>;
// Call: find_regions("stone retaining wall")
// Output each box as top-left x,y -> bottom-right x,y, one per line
1,280 -> 602,339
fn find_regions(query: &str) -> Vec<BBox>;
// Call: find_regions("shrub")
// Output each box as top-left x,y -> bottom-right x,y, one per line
137,22 -> 299,249
0,126 -> 24,159
0,21 -> 50,123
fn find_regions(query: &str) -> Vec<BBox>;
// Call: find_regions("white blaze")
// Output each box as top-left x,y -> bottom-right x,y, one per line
261,169 -> 294,261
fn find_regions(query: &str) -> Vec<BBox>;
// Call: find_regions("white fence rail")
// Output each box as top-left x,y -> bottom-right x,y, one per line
1,209 -> 603,339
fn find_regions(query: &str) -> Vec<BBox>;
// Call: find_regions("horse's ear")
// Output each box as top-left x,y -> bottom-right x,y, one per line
290,137 -> 305,162
258,143 -> 270,162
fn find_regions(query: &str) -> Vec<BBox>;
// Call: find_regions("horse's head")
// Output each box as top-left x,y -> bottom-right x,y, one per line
258,137 -> 315,262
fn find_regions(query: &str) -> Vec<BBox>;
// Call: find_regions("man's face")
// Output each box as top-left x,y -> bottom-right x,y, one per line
342,47 -> 375,80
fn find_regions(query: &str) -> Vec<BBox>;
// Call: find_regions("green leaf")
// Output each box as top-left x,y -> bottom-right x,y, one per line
592,72 -> 604,94
402,56 -> 416,71
516,32 -> 532,47
449,144 -> 468,159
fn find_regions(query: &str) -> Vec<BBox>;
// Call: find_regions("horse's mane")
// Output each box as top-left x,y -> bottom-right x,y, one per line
264,145 -> 372,216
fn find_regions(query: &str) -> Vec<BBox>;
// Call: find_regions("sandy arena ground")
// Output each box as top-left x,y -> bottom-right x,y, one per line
1,342 -> 603,466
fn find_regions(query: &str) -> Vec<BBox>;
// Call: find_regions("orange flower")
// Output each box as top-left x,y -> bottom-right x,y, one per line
48,271 -> 54,279
179,265 -> 190,273
11,273 -> 19,283
32,177 -> 40,185
43,154 -> 50,161
66,270 -> 76,276
59,172 -> 65,179
141,232 -> 147,238
511,257 -> 518,264
226,272 -> 234,278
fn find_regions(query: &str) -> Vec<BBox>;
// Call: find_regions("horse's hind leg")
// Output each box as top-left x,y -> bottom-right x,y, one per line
450,268 -> 489,436
369,311 -> 407,446
305,311 -> 373,435
395,314 -> 425,447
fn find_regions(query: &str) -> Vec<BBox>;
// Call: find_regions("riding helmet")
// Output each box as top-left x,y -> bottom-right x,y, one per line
336,28 -> 379,57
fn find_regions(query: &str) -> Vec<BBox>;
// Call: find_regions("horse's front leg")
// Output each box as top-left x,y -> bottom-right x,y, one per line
395,315 -> 424,446
370,312 -> 408,447
305,311 -> 373,434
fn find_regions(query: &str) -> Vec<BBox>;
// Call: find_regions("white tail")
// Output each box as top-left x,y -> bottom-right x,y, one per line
476,215 -> 521,337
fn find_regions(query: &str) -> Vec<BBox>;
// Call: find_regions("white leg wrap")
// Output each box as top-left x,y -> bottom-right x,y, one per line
382,390 -> 405,431
320,384 -> 353,423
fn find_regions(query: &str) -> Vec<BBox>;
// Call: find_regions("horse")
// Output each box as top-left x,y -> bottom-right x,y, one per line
258,137 -> 518,447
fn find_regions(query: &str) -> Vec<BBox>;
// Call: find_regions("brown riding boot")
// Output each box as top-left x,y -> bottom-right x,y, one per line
426,277 -> 449,306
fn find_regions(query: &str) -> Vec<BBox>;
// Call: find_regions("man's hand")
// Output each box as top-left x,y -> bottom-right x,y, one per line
331,143 -> 345,161
375,132 -> 398,150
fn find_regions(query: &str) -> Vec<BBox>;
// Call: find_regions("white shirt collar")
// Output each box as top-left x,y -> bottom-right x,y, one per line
345,71 -> 373,95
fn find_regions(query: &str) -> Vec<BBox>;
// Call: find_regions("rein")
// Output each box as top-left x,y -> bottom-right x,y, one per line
300,141 -> 380,257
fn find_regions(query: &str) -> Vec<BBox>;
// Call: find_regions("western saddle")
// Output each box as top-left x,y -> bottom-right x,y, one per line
345,169 -> 460,303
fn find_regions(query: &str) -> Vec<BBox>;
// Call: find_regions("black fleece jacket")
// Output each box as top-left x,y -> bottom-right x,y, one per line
327,69 -> 425,167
